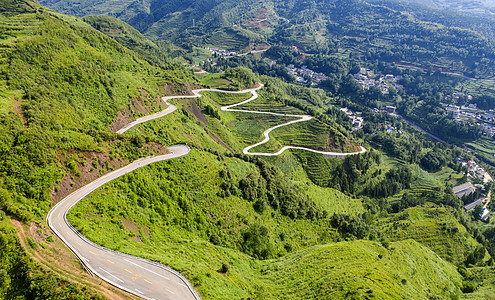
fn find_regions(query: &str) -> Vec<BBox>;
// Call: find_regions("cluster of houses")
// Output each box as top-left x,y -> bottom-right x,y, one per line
441,101 -> 495,137
204,47 -> 237,57
340,107 -> 364,130
454,157 -> 494,220
352,68 -> 403,95
286,64 -> 329,84
455,181 -> 491,221
458,157 -> 494,184
445,91 -> 473,102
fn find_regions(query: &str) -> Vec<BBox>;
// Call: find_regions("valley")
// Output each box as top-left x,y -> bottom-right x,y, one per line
3,0 -> 495,299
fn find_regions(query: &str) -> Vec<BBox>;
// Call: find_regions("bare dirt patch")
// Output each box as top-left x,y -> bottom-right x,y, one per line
328,132 -> 361,153
182,99 -> 233,152
102,28 -> 123,35
11,219 -> 134,300
184,99 -> 208,125
243,8 -> 270,29
112,84 -> 203,133
51,150 -> 126,205
122,218 -> 142,243
51,142 -> 170,204
208,131 -> 233,153
111,89 -> 169,132
11,97 -> 28,125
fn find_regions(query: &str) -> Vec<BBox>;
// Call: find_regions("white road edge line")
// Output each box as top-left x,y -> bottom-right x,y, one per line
124,258 -> 171,280
48,83 -> 364,300
135,289 -> 144,295
98,267 -> 125,283
216,83 -> 365,157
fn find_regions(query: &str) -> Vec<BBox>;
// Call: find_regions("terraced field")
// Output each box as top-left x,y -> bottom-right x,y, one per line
206,29 -> 249,51
379,206 -> 482,266
0,13 -> 40,113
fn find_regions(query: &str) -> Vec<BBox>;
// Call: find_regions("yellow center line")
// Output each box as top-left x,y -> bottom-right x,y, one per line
76,241 -> 81,246
89,251 -> 96,255
124,269 -> 132,274
167,289 -> 175,294
144,279 -> 153,284
106,259 -> 115,264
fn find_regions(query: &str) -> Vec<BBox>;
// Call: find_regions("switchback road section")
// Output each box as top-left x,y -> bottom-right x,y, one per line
47,146 -> 199,300
47,82 -> 365,300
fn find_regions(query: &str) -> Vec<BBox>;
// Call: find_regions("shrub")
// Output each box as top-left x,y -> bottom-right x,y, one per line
462,281 -> 477,293
209,234 -> 222,246
219,263 -> 230,274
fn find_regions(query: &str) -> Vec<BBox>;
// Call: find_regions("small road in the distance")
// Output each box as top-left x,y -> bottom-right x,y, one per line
47,145 -> 199,300
220,84 -> 367,157
397,114 -> 446,143
48,82 -> 365,300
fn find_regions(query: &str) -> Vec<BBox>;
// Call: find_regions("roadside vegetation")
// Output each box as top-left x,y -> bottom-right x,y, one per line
2,0 -> 495,299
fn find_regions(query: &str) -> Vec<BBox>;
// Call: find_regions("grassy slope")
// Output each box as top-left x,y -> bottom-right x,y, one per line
379,205 -> 484,266
39,0 -> 495,75
199,87 -> 360,153
0,1 -> 482,299
262,239 -> 462,299
66,150 -> 462,298
0,1 -> 197,298
67,77 -> 468,298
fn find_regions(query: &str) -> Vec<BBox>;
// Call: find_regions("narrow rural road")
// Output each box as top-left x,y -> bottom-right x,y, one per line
220,84 -> 366,157
116,101 -> 177,134
47,82 -> 365,300
397,114 -> 446,143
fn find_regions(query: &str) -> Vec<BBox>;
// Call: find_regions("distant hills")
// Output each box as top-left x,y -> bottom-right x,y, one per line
39,0 -> 495,77
392,0 -> 495,17
3,0 -> 495,299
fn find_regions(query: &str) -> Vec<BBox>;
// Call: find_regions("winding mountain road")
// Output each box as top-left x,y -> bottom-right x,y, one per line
47,145 -> 199,300
47,82 -> 365,300
219,84 -> 366,157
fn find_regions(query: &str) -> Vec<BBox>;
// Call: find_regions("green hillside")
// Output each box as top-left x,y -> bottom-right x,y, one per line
1,0 -> 494,299
40,0 -> 495,76
0,0 -> 195,297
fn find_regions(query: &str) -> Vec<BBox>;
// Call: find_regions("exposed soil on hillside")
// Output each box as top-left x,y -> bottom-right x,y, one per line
184,98 -> 207,125
102,28 -> 122,35
328,132 -> 361,153
112,83 -> 203,133
51,142 -> 170,205
208,131 -> 233,152
111,110 -> 133,132
182,98 -> 233,152
243,8 -> 271,29
111,89 -> 168,132
11,97 -> 28,125
122,217 -> 142,243
11,219 -> 134,300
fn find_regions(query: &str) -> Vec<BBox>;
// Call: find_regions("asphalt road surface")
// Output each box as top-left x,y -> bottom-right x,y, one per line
121,83 -> 365,158
47,145 -> 199,300
116,101 -> 177,134
220,84 -> 367,157
47,83 -> 365,300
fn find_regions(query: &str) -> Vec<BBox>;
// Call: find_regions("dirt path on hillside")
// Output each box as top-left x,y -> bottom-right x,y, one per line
11,219 -> 134,300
